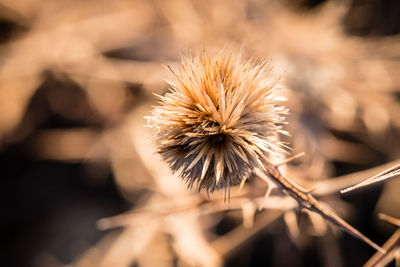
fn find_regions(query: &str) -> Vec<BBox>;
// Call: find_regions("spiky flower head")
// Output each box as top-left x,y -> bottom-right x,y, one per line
147,51 -> 288,194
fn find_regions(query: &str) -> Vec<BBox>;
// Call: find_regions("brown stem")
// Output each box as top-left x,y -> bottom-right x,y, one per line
265,164 -> 386,253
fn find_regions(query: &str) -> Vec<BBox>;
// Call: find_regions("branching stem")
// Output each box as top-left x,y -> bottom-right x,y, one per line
265,164 -> 386,253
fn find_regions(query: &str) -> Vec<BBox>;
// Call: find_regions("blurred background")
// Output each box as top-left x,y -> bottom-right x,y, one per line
1,0 -> 400,266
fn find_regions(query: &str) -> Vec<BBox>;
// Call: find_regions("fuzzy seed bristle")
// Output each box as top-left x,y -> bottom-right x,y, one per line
146,51 -> 288,194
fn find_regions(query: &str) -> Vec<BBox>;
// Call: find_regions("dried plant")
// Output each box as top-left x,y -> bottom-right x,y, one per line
2,0 -> 400,266
341,162 -> 400,193
364,214 -> 400,267
147,51 -> 385,253
146,51 -> 288,195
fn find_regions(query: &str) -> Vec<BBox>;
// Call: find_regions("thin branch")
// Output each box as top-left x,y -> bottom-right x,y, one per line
364,229 -> 400,267
263,164 -> 386,253
341,161 -> 400,194
312,159 -> 400,196
379,213 -> 400,228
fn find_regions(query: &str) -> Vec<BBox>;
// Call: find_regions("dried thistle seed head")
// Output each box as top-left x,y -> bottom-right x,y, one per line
147,51 -> 288,193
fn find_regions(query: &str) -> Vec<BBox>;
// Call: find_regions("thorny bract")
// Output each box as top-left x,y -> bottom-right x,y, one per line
146,51 -> 386,253
147,51 -> 288,194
